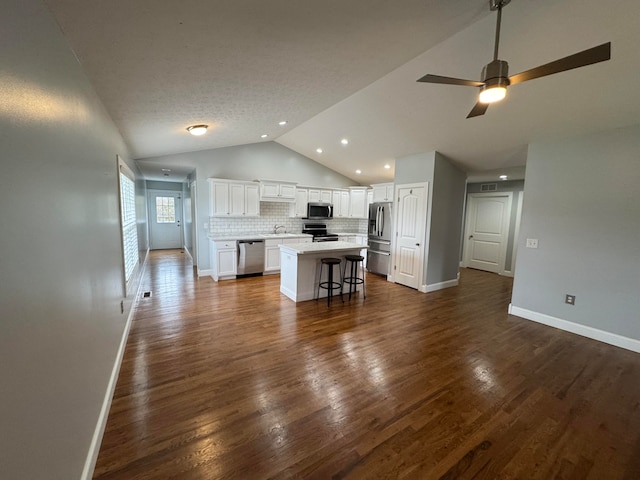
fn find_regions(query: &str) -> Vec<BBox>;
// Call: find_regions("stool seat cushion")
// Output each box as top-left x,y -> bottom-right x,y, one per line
321,257 -> 342,265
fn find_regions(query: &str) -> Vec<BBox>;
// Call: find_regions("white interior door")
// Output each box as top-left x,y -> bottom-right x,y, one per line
463,193 -> 512,273
149,190 -> 183,250
394,183 -> 428,290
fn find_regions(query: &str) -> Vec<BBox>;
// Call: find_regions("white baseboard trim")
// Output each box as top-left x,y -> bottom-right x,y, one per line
424,278 -> 459,293
508,305 -> 640,354
81,255 -> 149,480
197,268 -> 212,277
502,270 -> 514,278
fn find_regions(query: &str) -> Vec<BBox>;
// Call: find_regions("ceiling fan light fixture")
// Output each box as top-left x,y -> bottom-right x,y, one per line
186,124 -> 208,136
479,85 -> 507,104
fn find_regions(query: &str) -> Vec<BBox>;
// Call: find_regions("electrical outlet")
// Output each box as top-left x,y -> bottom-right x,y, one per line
526,238 -> 539,248
565,294 -> 575,305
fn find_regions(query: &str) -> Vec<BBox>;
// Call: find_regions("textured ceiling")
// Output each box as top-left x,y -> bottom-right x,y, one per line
45,0 -> 640,184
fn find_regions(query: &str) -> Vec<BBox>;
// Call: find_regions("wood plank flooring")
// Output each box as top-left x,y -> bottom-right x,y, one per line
93,249 -> 640,479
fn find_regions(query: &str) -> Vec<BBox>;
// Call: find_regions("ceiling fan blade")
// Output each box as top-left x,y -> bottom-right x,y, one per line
417,74 -> 484,87
467,102 -> 489,118
509,42 -> 611,86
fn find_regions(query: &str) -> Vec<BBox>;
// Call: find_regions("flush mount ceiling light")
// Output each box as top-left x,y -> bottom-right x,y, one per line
161,168 -> 171,172
278,121 -> 288,126
384,164 -> 391,169
316,148 -> 323,154
341,138 -> 349,146
355,169 -> 362,174
261,134 -> 268,138
186,124 -> 208,136
499,175 -> 508,180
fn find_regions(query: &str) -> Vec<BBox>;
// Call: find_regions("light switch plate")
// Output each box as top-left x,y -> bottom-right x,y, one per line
526,238 -> 539,248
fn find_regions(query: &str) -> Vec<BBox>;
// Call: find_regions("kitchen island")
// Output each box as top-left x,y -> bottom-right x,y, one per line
279,241 -> 368,302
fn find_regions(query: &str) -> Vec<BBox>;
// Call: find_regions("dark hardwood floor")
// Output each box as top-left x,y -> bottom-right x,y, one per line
93,249 -> 640,479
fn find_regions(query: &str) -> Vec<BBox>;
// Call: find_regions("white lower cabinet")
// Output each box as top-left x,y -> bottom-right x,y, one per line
210,240 -> 237,281
337,234 -> 368,265
264,236 -> 312,274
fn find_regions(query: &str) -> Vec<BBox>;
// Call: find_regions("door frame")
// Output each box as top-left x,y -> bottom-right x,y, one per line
461,192 -> 513,275
147,189 -> 184,250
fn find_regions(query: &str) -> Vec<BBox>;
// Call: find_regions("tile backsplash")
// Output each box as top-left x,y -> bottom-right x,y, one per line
209,202 -> 368,235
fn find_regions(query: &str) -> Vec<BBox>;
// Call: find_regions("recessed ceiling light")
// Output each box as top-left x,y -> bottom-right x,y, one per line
186,124 -> 208,136
341,138 -> 349,145
316,148 -> 323,154
384,164 -> 391,169
261,134 -> 268,138
278,121 -> 288,126
161,168 -> 171,172
499,175 -> 508,180
355,169 -> 362,174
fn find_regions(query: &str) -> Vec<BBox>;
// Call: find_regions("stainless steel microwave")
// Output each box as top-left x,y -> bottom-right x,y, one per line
307,202 -> 333,219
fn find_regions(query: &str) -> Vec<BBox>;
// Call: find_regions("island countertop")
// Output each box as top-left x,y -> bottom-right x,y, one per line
279,241 -> 368,255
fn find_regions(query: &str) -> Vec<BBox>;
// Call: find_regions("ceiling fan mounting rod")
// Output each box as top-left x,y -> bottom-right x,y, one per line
491,0 -> 510,60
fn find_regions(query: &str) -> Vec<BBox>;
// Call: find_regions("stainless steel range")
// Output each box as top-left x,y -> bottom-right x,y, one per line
302,223 -> 339,242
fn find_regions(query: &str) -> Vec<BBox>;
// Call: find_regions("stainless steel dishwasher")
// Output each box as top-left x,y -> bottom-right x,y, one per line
237,239 -> 265,277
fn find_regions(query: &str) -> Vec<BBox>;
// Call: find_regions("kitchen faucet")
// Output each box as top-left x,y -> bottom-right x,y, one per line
273,224 -> 286,234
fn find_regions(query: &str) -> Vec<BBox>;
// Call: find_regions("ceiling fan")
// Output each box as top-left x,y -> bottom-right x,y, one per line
417,0 -> 611,118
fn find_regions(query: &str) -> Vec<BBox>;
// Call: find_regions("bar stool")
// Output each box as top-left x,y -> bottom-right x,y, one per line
342,254 -> 366,300
316,257 -> 343,306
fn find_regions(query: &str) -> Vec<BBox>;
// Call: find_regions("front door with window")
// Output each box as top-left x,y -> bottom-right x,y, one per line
148,190 -> 183,250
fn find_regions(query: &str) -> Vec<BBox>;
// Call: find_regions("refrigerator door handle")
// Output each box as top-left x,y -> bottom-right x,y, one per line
377,206 -> 382,237
380,206 -> 385,237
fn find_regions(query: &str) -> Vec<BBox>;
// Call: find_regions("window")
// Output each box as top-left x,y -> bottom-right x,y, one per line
118,157 -> 139,291
155,196 -> 176,223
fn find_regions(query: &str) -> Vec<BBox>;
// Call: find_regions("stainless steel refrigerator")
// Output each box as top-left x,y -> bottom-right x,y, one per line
367,202 -> 392,276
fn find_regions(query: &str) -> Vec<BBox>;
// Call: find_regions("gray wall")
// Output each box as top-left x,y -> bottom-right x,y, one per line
427,154 -> 467,285
511,124 -> 640,340
146,180 -> 183,191
0,1 -> 146,478
394,151 -> 466,288
466,180 -> 525,271
137,142 -> 359,271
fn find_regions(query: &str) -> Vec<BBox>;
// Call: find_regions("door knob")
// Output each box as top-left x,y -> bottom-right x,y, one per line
469,235 -> 474,239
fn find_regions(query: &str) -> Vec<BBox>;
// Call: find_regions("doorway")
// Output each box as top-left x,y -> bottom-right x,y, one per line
462,192 -> 513,274
148,190 -> 183,250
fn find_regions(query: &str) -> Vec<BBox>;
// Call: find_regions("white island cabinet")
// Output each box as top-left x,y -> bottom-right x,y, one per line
279,241 -> 368,302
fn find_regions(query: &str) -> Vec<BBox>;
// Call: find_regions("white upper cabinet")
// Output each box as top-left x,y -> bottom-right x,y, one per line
260,181 -> 296,202
332,189 -> 350,217
290,187 -> 309,218
208,178 -> 260,217
308,188 -> 332,204
371,183 -> 395,203
348,187 -> 369,218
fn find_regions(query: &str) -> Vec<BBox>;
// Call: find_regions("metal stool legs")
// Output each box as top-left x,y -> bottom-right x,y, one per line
342,255 -> 366,300
316,258 -> 343,306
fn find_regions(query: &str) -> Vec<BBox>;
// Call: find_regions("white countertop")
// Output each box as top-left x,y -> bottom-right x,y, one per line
280,241 -> 368,255
208,233 -> 312,241
331,232 -> 367,236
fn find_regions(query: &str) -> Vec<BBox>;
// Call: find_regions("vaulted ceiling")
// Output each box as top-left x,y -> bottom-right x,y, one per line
45,0 -> 640,184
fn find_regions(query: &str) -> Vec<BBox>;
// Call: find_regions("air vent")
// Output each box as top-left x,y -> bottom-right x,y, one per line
481,183 -> 498,192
